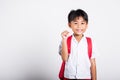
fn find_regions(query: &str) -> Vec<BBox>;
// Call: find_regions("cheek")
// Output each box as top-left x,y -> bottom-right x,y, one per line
84,26 -> 87,29
83,27 -> 87,31
81,26 -> 87,32
70,25 -> 76,29
83,25 -> 88,29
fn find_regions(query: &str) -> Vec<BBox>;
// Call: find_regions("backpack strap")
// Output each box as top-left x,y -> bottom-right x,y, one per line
67,35 -> 72,54
67,36 -> 92,58
86,37 -> 92,59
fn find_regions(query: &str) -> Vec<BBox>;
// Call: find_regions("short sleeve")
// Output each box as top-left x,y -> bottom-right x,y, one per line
91,39 -> 99,59
58,41 -> 62,55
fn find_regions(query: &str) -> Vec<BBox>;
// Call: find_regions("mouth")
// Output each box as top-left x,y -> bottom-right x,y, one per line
76,29 -> 83,33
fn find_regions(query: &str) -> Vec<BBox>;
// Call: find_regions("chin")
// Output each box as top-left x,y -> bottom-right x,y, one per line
74,33 -> 83,36
77,32 -> 83,35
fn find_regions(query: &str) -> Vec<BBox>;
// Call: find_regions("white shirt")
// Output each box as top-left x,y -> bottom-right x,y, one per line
59,35 -> 97,79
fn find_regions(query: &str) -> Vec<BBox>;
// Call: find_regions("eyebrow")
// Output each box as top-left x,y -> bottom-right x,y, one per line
72,20 -> 86,22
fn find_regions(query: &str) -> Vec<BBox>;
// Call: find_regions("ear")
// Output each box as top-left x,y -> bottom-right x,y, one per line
68,23 -> 71,28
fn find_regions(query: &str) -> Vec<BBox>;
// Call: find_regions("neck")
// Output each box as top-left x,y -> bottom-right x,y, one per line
73,34 -> 83,42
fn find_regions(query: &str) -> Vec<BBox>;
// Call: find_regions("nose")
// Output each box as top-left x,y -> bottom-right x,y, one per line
77,24 -> 83,29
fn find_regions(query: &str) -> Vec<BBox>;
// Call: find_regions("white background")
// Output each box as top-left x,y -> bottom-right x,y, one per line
0,0 -> 120,80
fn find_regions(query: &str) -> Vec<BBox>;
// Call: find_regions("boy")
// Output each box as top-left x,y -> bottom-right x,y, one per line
59,9 -> 97,80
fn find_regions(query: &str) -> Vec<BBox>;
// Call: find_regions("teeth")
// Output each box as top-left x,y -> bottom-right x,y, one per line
77,29 -> 81,32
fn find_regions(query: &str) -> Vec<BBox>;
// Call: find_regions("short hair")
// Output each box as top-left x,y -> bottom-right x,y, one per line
68,9 -> 88,23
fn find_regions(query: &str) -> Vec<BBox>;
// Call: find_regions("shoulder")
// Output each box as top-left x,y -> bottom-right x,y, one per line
82,35 -> 92,42
67,35 -> 73,39
66,35 -> 73,41
84,35 -> 94,42
84,35 -> 92,39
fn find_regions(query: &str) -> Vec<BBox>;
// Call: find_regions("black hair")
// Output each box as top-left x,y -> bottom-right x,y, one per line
68,9 -> 88,23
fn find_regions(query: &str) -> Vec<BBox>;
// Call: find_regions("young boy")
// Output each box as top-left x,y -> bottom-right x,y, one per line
59,9 -> 97,80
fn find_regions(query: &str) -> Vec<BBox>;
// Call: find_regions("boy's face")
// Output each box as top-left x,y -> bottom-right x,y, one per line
68,16 -> 88,36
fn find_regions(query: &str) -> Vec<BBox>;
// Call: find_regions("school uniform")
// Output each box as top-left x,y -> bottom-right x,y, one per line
59,35 -> 97,79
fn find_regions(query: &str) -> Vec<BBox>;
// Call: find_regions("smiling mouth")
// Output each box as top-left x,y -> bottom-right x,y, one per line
76,29 -> 82,32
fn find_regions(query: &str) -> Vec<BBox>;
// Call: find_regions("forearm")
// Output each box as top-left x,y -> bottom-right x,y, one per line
61,39 -> 68,61
91,59 -> 97,80
91,65 -> 97,80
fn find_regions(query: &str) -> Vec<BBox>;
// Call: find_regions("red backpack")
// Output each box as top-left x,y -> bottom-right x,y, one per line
59,35 -> 92,80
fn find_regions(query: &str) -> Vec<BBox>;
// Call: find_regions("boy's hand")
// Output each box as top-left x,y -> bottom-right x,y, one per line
61,30 -> 70,39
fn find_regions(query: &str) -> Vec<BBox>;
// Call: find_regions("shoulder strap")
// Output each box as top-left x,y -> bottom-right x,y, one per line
66,36 -> 92,58
67,35 -> 72,54
86,37 -> 92,59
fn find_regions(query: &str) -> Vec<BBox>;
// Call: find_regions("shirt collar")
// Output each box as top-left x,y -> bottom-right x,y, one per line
72,34 -> 85,43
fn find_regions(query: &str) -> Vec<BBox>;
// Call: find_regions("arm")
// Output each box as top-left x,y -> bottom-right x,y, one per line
60,31 -> 69,61
90,58 -> 97,80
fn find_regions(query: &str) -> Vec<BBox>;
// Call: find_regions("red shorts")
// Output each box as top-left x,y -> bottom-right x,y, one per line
60,78 -> 91,80
67,79 -> 91,80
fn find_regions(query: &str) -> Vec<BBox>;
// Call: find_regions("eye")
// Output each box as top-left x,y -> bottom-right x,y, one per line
81,22 -> 85,25
74,22 -> 78,24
